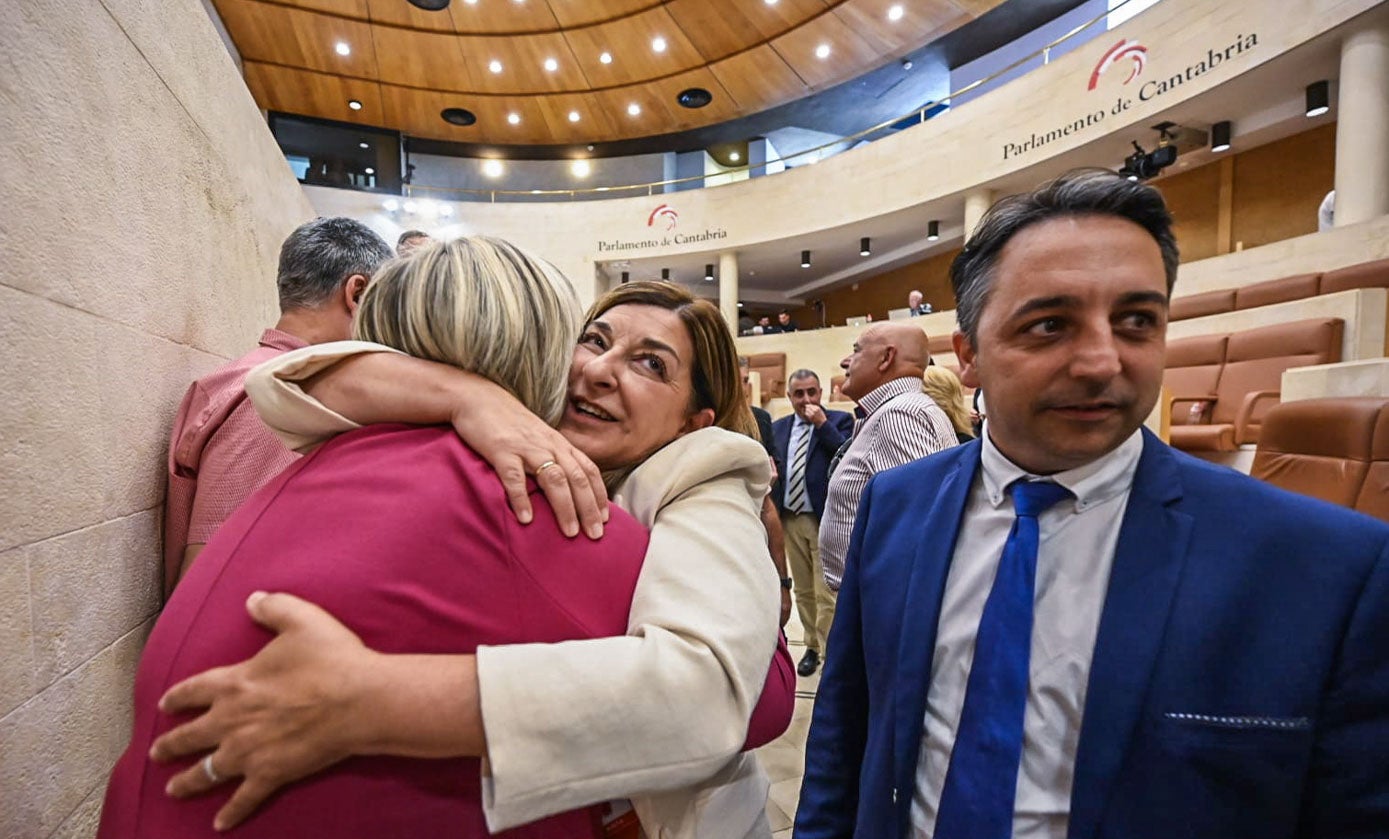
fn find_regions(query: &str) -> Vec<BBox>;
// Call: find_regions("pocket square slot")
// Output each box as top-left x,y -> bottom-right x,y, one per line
1164,712 -> 1310,731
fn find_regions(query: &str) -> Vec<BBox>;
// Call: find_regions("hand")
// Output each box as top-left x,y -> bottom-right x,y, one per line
779,588 -> 792,628
802,403 -> 827,427
767,456 -> 779,484
151,592 -> 378,831
449,379 -> 608,539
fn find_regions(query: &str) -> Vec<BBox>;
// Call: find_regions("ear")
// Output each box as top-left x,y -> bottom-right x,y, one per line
953,330 -> 981,389
343,274 -> 370,314
681,407 -> 717,434
876,345 -> 897,373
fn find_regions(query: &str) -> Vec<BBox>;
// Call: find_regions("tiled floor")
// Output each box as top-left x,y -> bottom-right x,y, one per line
758,608 -> 820,838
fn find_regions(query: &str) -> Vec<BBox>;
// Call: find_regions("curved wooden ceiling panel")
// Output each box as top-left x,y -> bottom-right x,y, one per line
215,0 -> 1006,147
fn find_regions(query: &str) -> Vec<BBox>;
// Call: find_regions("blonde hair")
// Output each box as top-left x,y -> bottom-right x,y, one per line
922,366 -> 972,437
585,281 -> 759,441
353,236 -> 580,425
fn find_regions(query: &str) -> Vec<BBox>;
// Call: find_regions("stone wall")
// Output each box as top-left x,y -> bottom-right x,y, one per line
0,1 -> 313,836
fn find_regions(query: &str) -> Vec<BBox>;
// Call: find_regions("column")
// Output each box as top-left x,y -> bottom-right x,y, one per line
963,188 -> 996,240
718,251 -> 739,332
1334,21 -> 1389,226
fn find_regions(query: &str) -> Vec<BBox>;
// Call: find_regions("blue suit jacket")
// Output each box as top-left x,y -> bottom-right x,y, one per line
796,430 -> 1389,838
772,409 -> 855,519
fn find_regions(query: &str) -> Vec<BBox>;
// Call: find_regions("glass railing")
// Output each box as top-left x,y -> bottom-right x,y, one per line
390,0 -> 1150,204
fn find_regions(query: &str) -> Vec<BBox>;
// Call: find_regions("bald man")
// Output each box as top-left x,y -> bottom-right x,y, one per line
819,323 -> 958,590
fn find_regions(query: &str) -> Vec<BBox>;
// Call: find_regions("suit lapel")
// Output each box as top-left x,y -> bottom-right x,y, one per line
1068,431 -> 1194,839
892,442 -> 981,794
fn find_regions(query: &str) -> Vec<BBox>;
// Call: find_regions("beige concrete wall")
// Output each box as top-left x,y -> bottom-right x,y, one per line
0,1 -> 314,836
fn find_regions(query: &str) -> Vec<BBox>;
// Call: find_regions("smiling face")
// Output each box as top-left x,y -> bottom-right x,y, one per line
559,303 -> 713,471
954,214 -> 1168,474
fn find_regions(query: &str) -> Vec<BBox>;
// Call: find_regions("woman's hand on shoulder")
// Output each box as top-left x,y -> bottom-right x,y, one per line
450,379 -> 608,539
151,592 -> 380,831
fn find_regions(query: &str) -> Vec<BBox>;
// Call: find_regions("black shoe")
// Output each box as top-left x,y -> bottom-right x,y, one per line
797,648 -> 821,677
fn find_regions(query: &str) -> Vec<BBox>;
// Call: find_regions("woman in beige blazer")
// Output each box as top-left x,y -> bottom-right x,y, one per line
151,279 -> 790,839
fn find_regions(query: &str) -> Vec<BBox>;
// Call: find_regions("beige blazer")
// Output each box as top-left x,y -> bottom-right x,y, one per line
245,342 -> 780,839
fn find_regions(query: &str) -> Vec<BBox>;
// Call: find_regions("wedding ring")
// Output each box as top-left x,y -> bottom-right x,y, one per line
201,754 -> 223,784
535,460 -> 560,476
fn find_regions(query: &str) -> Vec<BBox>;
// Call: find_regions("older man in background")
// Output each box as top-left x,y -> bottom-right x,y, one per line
163,217 -> 392,594
819,322 -> 956,590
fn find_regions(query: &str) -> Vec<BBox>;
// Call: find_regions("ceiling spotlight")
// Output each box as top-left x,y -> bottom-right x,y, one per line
464,0 -> 476,4
1211,120 -> 1232,153
651,37 -> 667,53
383,198 -> 400,211
1118,139 -> 1178,181
801,250 -> 811,268
348,99 -> 363,110
815,43 -> 831,59
662,268 -> 671,280
364,167 -> 375,175
440,107 -> 476,126
407,0 -> 451,8
543,57 -> 558,72
765,0 -> 778,4
507,112 -> 520,125
705,264 -> 715,281
334,42 -> 351,56
571,160 -> 591,177
627,102 -> 641,116
927,220 -> 939,241
599,51 -> 613,64
860,237 -> 871,256
901,57 -> 913,70
568,110 -> 581,122
482,159 -> 504,178
359,141 -> 369,149
488,59 -> 503,74
729,151 -> 741,162
1306,80 -> 1330,117
677,88 -> 713,109
887,4 -> 904,21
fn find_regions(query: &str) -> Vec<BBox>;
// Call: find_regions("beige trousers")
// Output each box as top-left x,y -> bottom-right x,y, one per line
782,511 -> 837,655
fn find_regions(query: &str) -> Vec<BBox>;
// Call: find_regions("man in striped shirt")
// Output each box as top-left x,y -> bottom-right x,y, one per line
819,323 -> 957,590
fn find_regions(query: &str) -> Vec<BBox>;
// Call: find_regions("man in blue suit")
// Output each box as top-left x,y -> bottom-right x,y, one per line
796,169 -> 1389,838
773,370 -> 855,676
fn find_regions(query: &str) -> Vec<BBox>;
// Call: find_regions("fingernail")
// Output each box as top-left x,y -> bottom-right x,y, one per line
518,510 -> 533,525
165,780 -> 177,795
214,818 -> 227,832
247,590 -> 267,608
564,523 -> 579,538
587,523 -> 604,540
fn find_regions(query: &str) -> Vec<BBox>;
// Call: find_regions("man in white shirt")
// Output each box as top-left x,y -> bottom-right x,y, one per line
796,169 -> 1389,839
818,322 -> 957,591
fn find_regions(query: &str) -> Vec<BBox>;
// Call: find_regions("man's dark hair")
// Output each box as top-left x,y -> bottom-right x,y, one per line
277,217 -> 393,312
787,368 -> 820,388
949,168 -> 1179,342
397,229 -> 429,247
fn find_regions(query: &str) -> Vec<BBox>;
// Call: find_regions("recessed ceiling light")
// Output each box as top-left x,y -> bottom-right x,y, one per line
543,57 -> 558,72
887,5 -> 904,21
652,37 -> 667,53
359,141 -> 369,149
483,160 -> 504,178
348,99 -> 363,110
729,151 -> 740,161
507,112 -> 521,125
407,0 -> 451,8
440,107 -> 476,126
764,0 -> 777,5
599,51 -> 613,64
334,42 -> 351,56
364,167 -> 375,175
676,87 -> 713,109
572,160 -> 591,177
627,103 -> 641,116
568,110 -> 581,122
488,59 -> 502,74
815,43 -> 831,59
464,0 -> 477,4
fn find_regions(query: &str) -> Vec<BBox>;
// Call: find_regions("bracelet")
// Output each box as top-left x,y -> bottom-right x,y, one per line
779,576 -> 793,590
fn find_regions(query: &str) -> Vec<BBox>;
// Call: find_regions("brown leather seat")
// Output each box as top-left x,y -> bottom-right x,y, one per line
1319,256 -> 1389,295
1250,398 -> 1389,523
1163,333 -> 1228,426
746,352 -> 786,406
1234,272 -> 1322,310
1169,288 -> 1236,321
927,333 -> 954,356
1169,317 -> 1343,452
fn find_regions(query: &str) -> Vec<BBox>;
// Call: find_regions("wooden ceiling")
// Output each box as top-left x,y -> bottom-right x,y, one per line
219,0 -> 1007,147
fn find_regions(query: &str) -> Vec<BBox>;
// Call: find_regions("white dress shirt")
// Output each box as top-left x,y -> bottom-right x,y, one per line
909,429 -> 1143,839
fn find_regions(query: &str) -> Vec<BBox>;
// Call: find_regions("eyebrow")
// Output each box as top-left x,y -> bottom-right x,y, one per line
589,319 -> 681,360
1010,290 -> 1169,320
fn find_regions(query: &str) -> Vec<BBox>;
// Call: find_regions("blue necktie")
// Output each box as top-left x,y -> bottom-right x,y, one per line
934,479 -> 1072,839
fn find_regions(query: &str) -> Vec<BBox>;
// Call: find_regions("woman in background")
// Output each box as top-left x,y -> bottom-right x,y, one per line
922,365 -> 975,444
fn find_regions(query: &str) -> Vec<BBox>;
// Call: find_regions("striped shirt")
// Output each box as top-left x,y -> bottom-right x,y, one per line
819,376 -> 957,590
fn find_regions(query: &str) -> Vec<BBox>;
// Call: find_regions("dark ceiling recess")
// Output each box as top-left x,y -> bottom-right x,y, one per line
677,88 -> 713,109
441,108 -> 477,127
407,0 -> 450,10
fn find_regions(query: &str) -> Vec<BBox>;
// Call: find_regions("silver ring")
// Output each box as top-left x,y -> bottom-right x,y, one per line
535,460 -> 560,476
201,754 -> 222,784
